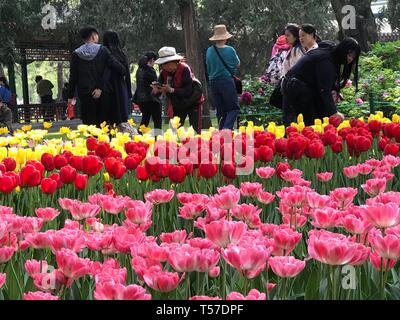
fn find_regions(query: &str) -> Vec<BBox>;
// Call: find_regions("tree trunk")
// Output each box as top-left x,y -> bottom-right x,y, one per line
178,0 -> 212,129
57,62 -> 64,101
331,0 -> 378,52
0,64 -> 5,77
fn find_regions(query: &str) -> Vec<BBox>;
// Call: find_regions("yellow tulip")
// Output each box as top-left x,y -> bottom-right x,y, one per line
43,122 -> 53,129
393,114 -> 400,124
170,117 -> 181,129
22,125 -> 32,132
104,172 -> 110,182
60,127 -> 71,134
297,114 -> 304,124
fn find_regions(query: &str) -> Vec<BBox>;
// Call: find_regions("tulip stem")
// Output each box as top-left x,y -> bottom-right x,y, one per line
10,257 -> 24,299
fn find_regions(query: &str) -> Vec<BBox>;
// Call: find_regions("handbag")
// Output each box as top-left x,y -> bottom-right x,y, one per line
213,46 -> 243,94
67,100 -> 76,120
169,79 -> 204,111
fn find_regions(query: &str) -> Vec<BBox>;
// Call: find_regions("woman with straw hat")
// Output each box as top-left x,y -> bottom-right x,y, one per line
206,25 -> 241,130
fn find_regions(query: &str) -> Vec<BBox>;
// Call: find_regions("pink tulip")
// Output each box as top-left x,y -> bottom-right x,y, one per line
257,191 -> 276,205
56,249 -> 91,281
278,187 -> 309,208
160,230 -> 189,244
22,217 -> 44,234
23,292 -> 60,300
167,245 -> 220,273
49,230 -> 86,254
343,166 -> 359,179
131,256 -> 163,282
330,188 -> 358,208
99,197 -> 126,215
273,226 -> 302,255
307,192 -> 331,209
125,201 -> 153,225
212,190 -> 240,210
370,251 -> 397,271
316,172 -> 333,182
231,204 -> 262,228
361,178 -> 387,197
190,296 -> 222,300
0,246 -> 15,264
208,266 -> 220,278
312,207 -> 342,229
143,270 -> 181,293
0,273 -> 6,289
94,283 -> 152,300
368,228 -> 400,260
226,289 -> 266,300
240,182 -> 263,197
58,198 -> 75,211
342,212 -> 372,235
348,243 -> 370,266
35,208 -> 60,222
25,259 -> 49,276
308,230 -> 357,265
280,169 -> 303,183
256,167 -> 275,179
367,192 -> 400,206
68,201 -> 101,221
24,232 -> 52,250
357,164 -> 373,175
179,203 -> 206,220
32,269 -> 67,292
205,220 -> 247,248
269,256 -> 306,278
361,202 -> 400,229
145,189 -> 175,204
177,193 -> 209,205
222,244 -> 271,279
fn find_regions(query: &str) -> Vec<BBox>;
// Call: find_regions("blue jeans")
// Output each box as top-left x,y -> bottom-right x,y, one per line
210,77 -> 240,130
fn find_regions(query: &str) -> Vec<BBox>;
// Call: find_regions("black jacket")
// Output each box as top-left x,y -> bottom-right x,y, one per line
285,48 -> 337,120
68,44 -> 126,99
135,65 -> 159,104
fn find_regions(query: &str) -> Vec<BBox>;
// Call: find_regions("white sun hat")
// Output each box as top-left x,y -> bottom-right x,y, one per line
155,47 -> 184,65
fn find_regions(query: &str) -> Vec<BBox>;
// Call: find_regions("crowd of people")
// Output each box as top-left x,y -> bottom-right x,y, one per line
0,23 -> 364,134
265,23 -> 361,126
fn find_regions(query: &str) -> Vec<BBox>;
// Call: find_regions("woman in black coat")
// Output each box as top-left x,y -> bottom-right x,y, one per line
101,31 -> 132,127
134,52 -> 162,130
282,38 -> 361,126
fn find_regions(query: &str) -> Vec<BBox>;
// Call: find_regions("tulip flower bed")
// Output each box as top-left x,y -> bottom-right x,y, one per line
2,113 -> 400,300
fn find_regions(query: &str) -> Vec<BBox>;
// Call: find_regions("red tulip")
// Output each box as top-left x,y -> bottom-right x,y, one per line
41,178 -> 57,194
54,155 -> 68,170
41,153 -> 55,172
276,162 -> 291,179
20,165 -> 42,187
86,137 -> 98,151
82,155 -> 103,176
74,174 -> 88,190
198,163 -> 218,179
69,156 -> 84,171
2,158 -> 16,172
306,140 -> 325,159
258,146 -> 274,162
384,143 -> 399,156
124,154 -> 142,171
136,165 -> 149,181
60,166 -> 77,184
0,174 -> 16,193
95,142 -> 111,158
169,165 -> 187,183
221,162 -> 237,180
25,160 -> 45,177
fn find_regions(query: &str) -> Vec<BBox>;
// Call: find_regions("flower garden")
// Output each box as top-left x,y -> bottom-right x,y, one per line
1,110 -> 400,301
